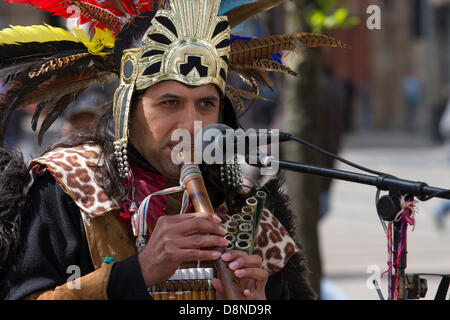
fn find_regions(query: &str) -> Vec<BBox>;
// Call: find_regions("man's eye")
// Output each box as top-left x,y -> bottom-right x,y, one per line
162,100 -> 179,106
199,100 -> 215,109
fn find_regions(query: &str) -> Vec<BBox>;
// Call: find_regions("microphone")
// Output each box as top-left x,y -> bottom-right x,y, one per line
192,124 -> 287,175
197,123 -> 291,155
172,123 -> 289,170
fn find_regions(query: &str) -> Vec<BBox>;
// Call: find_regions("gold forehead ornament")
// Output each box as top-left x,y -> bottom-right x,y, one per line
113,0 -> 230,158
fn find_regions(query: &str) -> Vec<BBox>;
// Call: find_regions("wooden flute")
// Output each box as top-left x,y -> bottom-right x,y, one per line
179,162 -> 246,300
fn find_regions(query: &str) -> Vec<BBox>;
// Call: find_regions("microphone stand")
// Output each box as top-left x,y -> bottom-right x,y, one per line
247,156 -> 450,200
246,155 -> 449,300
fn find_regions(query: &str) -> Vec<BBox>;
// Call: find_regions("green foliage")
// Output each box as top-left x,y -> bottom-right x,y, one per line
307,0 -> 360,33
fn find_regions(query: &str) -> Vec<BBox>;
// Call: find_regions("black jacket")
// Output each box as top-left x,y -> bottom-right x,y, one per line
1,148 -> 310,300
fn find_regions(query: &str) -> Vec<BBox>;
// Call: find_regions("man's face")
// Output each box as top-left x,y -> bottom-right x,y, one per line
129,80 -> 221,179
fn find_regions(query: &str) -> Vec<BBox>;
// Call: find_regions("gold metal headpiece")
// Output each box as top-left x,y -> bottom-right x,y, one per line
113,0 -> 230,163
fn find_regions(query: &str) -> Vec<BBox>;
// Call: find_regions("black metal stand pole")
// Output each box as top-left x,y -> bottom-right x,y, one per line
393,218 -> 408,299
248,157 -> 450,200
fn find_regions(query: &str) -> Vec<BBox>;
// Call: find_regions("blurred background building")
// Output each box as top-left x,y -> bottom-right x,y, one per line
326,0 -> 450,139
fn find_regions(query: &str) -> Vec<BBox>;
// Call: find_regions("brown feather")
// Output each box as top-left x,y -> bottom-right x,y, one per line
38,92 -> 78,145
253,69 -> 275,91
27,53 -> 91,79
0,60 -> 46,81
72,0 -> 125,31
237,73 -> 260,96
31,100 -> 50,131
230,32 -> 349,66
1,53 -> 114,115
18,71 -> 116,109
230,68 -> 275,91
226,0 -> 286,28
225,84 -> 276,116
251,59 -> 297,76
229,86 -> 277,104
225,85 -> 245,113
237,74 -> 260,106
294,32 -> 351,49
230,34 -> 293,65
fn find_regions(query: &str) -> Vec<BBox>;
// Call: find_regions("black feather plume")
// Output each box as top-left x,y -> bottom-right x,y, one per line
38,92 -> 79,145
0,53 -> 115,144
31,101 -> 49,132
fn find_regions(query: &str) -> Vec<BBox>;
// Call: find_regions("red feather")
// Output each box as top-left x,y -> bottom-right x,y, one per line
120,0 -> 137,15
136,0 -> 159,12
102,0 -> 136,16
6,0 -> 71,17
5,0 -> 126,28
4,0 -> 163,34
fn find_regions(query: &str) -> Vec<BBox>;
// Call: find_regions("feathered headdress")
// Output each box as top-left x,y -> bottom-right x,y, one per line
0,0 -> 349,148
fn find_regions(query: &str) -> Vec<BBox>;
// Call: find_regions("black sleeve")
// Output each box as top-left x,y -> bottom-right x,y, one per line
265,270 -> 290,300
107,254 -> 152,300
1,172 -> 94,300
0,171 -> 151,300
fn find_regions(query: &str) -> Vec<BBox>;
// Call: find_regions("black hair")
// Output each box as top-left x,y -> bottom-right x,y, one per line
113,11 -> 158,72
0,147 -> 28,278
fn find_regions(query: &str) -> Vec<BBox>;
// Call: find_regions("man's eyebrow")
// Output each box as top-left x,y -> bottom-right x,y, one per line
157,93 -> 182,100
156,94 -> 219,101
199,96 -> 219,101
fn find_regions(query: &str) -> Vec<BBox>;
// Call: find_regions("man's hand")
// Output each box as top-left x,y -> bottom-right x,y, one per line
137,212 -> 228,287
212,250 -> 268,300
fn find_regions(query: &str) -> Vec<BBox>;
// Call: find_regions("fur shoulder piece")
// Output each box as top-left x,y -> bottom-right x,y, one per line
260,174 -> 317,300
29,144 -> 120,221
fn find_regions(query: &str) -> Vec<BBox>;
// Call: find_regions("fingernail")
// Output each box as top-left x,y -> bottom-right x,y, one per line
229,261 -> 238,270
213,215 -> 222,223
219,227 -> 227,235
235,269 -> 245,277
221,238 -> 230,246
222,252 -> 231,261
212,251 -> 221,259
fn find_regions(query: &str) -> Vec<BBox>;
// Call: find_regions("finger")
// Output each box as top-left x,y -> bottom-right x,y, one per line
223,253 -> 263,271
234,267 -> 268,282
211,278 -> 224,294
221,250 -> 247,262
182,212 -> 222,224
160,212 -> 222,225
177,234 -> 229,249
175,248 -> 222,262
243,288 -> 265,300
176,214 -> 227,236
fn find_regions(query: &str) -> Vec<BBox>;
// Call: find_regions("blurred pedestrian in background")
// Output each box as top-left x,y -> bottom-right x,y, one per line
402,73 -> 422,131
320,65 -> 346,220
61,88 -> 107,137
439,95 -> 450,161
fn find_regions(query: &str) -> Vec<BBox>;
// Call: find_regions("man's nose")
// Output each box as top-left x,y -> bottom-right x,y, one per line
179,102 -> 200,137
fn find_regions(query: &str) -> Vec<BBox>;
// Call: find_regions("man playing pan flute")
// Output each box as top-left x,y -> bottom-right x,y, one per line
0,0 -> 347,300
